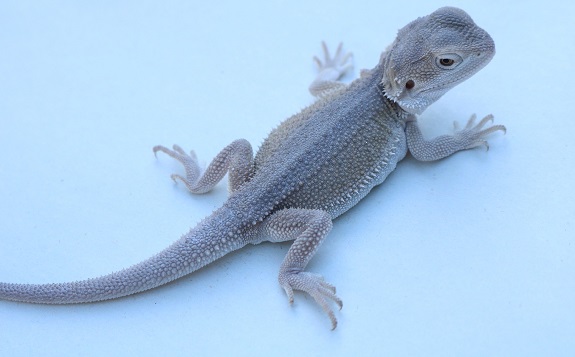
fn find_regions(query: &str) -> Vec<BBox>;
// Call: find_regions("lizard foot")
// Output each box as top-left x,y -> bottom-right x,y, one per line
313,41 -> 353,78
309,42 -> 353,97
153,144 -> 205,193
452,114 -> 507,150
279,270 -> 343,330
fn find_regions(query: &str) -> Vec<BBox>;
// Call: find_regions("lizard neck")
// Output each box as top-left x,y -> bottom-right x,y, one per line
359,60 -> 413,125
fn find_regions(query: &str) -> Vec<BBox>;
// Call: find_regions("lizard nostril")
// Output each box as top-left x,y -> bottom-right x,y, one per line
405,80 -> 415,89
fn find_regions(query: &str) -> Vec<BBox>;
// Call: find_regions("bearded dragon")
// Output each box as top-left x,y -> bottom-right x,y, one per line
0,7 -> 505,329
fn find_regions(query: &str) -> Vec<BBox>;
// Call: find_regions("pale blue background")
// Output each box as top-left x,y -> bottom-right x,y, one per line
1,1 -> 573,356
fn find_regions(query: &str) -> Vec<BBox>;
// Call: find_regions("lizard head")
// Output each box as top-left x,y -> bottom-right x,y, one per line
381,7 -> 495,115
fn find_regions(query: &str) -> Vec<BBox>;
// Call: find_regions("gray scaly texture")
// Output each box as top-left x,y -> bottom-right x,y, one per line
0,7 -> 505,329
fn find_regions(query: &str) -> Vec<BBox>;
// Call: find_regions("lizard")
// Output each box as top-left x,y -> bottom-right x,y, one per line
0,7 -> 505,329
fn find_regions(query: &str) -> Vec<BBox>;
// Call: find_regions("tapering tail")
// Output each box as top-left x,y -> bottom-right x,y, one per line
0,206 -> 251,304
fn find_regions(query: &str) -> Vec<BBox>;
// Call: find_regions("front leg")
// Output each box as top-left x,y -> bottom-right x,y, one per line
261,208 -> 342,329
406,114 -> 506,161
153,139 -> 254,194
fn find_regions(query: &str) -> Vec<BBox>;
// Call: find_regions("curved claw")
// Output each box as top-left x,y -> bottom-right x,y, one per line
474,114 -> 494,130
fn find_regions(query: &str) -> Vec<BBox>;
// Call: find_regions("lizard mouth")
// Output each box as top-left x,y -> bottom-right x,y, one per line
419,77 -> 466,93
382,73 -> 468,115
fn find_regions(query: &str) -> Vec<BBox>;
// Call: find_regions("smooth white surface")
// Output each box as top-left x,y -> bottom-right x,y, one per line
1,1 -> 573,356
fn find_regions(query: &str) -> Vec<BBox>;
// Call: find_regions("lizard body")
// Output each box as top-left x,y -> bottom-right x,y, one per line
0,7 -> 505,329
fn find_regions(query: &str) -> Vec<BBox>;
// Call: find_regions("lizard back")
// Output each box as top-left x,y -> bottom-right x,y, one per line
247,63 -> 409,219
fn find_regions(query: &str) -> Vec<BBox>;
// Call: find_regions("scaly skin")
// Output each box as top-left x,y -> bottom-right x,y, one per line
0,7 -> 505,329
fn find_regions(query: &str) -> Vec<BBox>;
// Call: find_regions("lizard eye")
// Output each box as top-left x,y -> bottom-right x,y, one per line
435,54 -> 463,69
440,58 -> 454,66
405,80 -> 415,89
